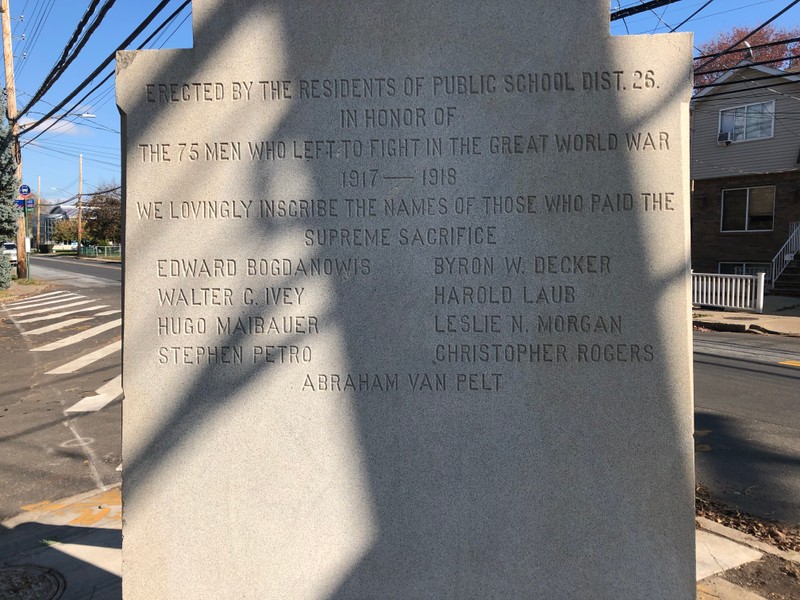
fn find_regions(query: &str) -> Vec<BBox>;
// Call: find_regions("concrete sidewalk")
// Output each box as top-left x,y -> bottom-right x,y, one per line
2,487 -> 797,599
694,294 -> 800,336
0,487 -> 121,599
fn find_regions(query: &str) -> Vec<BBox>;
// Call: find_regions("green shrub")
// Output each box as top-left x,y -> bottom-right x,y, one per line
0,253 -> 12,289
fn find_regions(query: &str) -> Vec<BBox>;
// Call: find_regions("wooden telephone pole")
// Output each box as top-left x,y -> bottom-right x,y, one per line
77,154 -> 82,256
0,0 -> 27,278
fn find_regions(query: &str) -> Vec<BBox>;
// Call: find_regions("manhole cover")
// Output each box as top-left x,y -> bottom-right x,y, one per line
0,565 -> 65,600
726,317 -> 758,321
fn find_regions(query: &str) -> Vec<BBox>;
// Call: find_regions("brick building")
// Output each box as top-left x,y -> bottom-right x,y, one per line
690,61 -> 800,289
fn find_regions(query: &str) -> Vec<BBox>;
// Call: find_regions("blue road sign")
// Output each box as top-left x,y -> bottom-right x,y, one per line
14,199 -> 34,208
19,184 -> 31,198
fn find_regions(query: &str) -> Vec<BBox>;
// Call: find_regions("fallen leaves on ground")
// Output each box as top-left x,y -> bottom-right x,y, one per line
696,485 -> 800,553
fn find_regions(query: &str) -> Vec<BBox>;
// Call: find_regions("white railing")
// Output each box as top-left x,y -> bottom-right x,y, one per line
733,265 -> 771,281
692,272 -> 765,314
771,222 -> 800,287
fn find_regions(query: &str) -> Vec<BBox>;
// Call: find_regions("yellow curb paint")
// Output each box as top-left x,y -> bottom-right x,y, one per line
20,489 -> 121,523
779,360 -> 800,368
695,583 -> 717,600
71,507 -> 111,526
22,501 -> 68,513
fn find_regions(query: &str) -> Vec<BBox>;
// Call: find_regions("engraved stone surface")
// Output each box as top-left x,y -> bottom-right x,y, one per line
117,1 -> 695,598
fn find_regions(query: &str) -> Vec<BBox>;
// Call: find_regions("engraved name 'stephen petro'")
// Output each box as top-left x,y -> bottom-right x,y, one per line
117,1 -> 694,598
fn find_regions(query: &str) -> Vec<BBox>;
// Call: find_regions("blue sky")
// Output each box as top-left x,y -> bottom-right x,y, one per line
7,0 -> 799,205
10,1 -> 192,205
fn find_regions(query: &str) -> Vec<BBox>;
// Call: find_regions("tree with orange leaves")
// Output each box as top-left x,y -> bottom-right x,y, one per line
694,25 -> 800,87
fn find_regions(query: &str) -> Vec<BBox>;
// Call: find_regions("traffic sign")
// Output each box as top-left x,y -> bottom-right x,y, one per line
14,199 -> 34,208
19,184 -> 31,198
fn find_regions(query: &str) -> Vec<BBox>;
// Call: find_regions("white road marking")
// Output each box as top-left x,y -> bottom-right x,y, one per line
5,294 -> 83,310
65,421 -> 107,490
14,305 -> 109,323
31,319 -> 121,352
65,375 -> 123,413
4,290 -> 70,305
94,309 -> 121,316
46,341 -> 122,374
10,299 -> 96,317
22,318 -> 93,335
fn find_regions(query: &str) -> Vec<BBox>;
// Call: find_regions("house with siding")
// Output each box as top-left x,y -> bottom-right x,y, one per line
690,60 -> 800,292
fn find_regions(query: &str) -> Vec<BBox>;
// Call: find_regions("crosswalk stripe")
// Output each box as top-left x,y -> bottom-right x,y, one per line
14,305 -> 109,324
47,341 -> 122,375
22,318 -> 93,336
94,309 -> 121,317
6,294 -> 83,310
65,375 -> 123,413
5,291 -> 70,306
10,300 -> 96,318
31,319 -> 121,352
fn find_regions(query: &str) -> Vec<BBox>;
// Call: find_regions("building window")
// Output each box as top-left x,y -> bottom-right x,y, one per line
718,100 -> 774,142
720,186 -> 775,232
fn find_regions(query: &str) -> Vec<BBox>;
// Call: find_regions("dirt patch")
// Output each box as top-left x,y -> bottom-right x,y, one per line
697,485 -> 800,599
696,485 -> 800,553
722,554 -> 800,600
0,280 -> 51,304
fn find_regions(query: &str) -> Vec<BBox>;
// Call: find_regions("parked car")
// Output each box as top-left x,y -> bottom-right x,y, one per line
2,242 -> 17,266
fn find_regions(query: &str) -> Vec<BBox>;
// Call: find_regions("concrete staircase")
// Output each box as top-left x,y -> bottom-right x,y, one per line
771,253 -> 800,296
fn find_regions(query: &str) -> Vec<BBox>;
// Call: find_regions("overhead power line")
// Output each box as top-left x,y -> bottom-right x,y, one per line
21,0 -> 191,148
670,0 -> 715,33
11,0 -> 31,37
694,36 -> 800,61
694,68 -> 800,90
694,0 -> 800,72
77,1 -> 191,117
16,0 -> 176,132
18,0 -> 108,116
14,0 -> 56,79
610,0 -> 683,22
695,53 -> 800,76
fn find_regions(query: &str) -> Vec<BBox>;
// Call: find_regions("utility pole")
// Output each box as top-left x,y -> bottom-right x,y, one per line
77,153 -> 82,257
0,0 -> 26,278
35,174 -> 40,248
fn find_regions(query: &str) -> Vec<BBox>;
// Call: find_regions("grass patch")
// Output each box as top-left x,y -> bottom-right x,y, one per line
0,279 -> 50,303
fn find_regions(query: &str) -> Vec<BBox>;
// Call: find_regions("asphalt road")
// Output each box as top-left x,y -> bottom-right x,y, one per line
0,259 -> 122,521
693,330 -> 800,523
29,255 -> 121,285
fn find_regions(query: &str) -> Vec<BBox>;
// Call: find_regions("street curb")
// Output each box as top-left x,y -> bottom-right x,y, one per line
693,319 -> 750,333
749,324 -> 800,337
696,517 -> 800,565
693,319 -> 800,337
